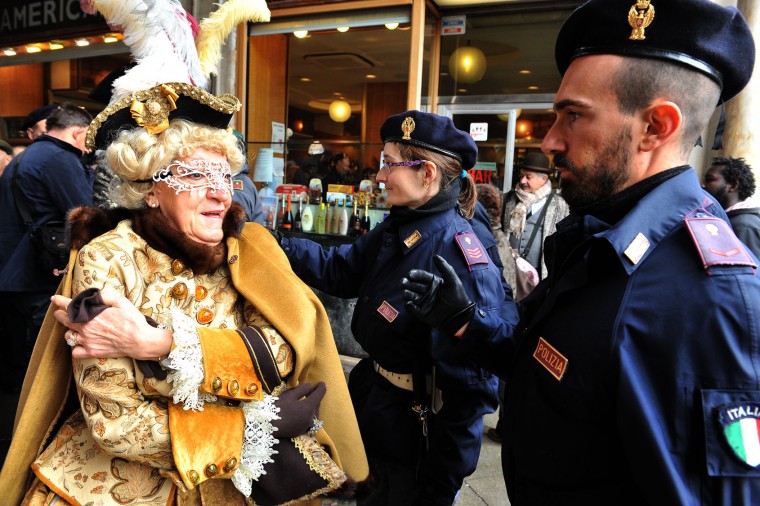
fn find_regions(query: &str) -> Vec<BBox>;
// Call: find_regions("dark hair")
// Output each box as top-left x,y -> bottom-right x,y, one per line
611,58 -> 720,156
476,183 -> 502,226
396,142 -> 477,219
712,156 -> 756,201
46,102 -> 92,131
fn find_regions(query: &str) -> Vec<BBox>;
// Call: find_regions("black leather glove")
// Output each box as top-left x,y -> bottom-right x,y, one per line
401,255 -> 476,335
272,382 -> 326,438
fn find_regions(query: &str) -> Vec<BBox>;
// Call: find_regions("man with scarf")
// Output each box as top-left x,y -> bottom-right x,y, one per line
502,152 -> 569,284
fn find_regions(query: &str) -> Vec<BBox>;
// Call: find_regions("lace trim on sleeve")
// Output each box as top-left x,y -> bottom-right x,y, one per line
165,308 -> 217,411
232,394 -> 281,496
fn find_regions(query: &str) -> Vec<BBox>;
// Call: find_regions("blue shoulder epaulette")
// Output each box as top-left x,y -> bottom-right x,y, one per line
684,216 -> 756,272
454,231 -> 489,272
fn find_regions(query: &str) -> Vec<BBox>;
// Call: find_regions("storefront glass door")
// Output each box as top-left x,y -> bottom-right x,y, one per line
437,99 -> 555,193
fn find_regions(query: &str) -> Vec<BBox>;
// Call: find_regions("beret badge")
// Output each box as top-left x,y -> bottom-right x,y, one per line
628,0 -> 655,41
401,117 -> 416,140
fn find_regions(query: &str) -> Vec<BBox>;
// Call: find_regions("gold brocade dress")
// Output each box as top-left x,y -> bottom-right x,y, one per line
29,220 -> 295,506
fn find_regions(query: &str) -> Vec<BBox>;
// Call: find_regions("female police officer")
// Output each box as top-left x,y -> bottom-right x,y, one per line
279,110 -> 518,505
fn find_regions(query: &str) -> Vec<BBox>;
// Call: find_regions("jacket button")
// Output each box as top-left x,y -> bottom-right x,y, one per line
245,383 -> 259,396
223,457 -> 237,473
228,379 -> 240,396
478,309 -> 486,317
229,255 -> 238,264
171,259 -> 186,275
170,282 -> 188,299
188,469 -> 200,484
211,377 -> 222,392
205,463 -> 218,477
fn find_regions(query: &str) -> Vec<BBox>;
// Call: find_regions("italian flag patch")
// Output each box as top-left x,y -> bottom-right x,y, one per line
719,403 -> 760,468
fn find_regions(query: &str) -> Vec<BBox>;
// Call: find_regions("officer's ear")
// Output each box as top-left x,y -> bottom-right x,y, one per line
423,160 -> 438,186
640,100 -> 682,153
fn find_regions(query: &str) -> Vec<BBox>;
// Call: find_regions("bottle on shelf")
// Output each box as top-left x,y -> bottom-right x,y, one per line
294,192 -> 302,231
325,200 -> 333,233
265,206 -> 274,230
281,193 -> 293,230
316,202 -> 327,234
276,193 -> 285,229
338,199 -> 349,235
349,199 -> 360,236
331,200 -> 341,234
361,202 -> 371,234
301,202 -> 314,232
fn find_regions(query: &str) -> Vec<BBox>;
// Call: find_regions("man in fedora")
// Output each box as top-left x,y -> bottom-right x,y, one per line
502,151 -> 569,281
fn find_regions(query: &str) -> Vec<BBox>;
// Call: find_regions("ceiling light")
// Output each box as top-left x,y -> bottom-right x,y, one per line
299,77 -> 311,82
528,85 -> 539,90
457,88 -> 468,93
337,26 -> 349,33
75,39 -> 90,47
103,34 -> 119,43
26,46 -> 41,53
519,69 -> 531,74
3,48 -> 16,56
366,74 -> 376,79
293,30 -> 308,39
385,22 -> 399,30
49,41 -> 64,50
449,45 -> 487,84
328,100 -> 351,122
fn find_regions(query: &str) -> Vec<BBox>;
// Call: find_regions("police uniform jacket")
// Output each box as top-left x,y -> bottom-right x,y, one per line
470,168 -> 760,504
281,206 -> 518,502
0,135 -> 93,292
0,211 -> 368,505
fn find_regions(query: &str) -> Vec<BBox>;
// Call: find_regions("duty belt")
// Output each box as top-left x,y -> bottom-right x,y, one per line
373,361 -> 433,393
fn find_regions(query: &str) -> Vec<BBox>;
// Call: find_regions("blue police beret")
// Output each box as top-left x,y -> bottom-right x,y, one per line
555,0 -> 755,102
380,110 -> 478,170
22,104 -> 59,131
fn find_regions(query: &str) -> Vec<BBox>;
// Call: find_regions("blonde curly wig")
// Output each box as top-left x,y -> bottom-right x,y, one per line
105,119 -> 245,208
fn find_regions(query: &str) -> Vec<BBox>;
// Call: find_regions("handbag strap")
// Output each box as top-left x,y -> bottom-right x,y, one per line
9,150 -> 35,231
521,190 -> 554,258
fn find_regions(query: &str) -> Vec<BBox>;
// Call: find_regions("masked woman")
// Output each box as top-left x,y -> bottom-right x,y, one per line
0,82 -> 367,506
279,110 -> 519,505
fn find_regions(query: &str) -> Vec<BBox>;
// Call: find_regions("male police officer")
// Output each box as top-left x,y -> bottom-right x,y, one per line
402,0 -> 760,503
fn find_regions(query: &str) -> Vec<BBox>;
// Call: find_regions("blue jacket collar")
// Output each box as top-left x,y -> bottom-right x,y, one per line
396,207 -> 458,254
590,169 -> 726,274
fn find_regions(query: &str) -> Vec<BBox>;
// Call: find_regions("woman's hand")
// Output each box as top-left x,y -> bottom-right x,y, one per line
51,288 -> 173,360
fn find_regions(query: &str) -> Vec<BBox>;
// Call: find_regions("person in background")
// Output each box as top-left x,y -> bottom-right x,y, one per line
280,110 -> 518,505
502,152 -> 568,283
402,0 -> 760,503
702,156 -> 760,257
0,102 -> 93,394
12,145 -> 26,157
324,152 -> 356,187
475,183 -> 511,445
0,140 -> 13,177
22,104 -> 58,140
231,130 -> 265,224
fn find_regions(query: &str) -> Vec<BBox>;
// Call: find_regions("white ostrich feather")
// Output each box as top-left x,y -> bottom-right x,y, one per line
86,0 -> 207,101
196,0 -> 271,77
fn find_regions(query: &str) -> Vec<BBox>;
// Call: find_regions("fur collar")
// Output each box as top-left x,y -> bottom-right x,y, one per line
67,203 -> 245,275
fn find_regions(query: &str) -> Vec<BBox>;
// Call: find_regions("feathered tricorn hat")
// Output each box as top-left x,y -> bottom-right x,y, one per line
82,0 -> 270,151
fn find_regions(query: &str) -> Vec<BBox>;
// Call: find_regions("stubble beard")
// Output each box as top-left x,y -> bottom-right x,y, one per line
556,127 -> 633,209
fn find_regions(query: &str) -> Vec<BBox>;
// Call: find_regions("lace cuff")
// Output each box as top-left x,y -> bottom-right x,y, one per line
231,394 -> 281,496
165,308 -> 217,411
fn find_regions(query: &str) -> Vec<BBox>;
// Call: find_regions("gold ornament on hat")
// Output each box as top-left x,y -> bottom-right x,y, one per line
129,84 -> 179,135
401,117 -> 415,140
628,0 -> 655,41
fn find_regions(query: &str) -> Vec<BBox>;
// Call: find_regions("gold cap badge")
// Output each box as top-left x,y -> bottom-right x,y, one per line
401,117 -> 415,140
628,1 -> 655,41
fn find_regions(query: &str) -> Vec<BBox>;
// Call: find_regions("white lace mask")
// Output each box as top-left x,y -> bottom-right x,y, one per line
152,159 -> 232,194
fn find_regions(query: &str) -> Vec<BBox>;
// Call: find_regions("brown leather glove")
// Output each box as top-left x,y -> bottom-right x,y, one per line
272,382 -> 326,438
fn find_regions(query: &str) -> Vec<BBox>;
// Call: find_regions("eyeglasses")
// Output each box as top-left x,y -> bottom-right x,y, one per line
379,159 -> 427,175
